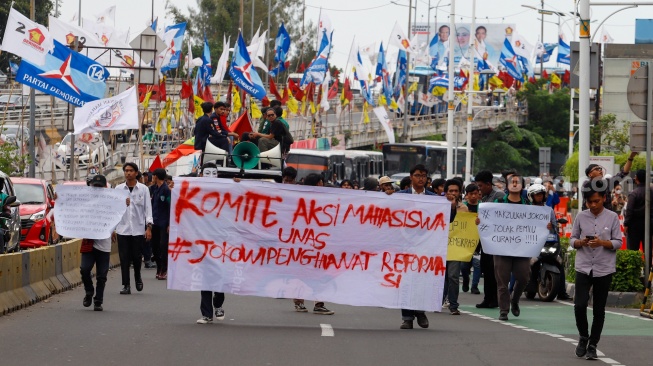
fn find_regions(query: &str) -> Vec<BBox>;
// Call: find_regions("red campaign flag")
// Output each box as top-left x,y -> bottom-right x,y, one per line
542,69 -> 549,80
459,69 -> 469,91
155,78 -> 167,102
229,111 -> 253,138
226,81 -> 233,105
202,85 -> 214,103
261,96 -> 271,107
498,70 -> 514,88
343,78 -> 354,102
281,86 -> 289,104
180,81 -> 192,99
528,76 -> 536,84
563,69 -> 570,85
269,78 -> 283,101
327,79 -> 339,100
137,84 -> 150,102
297,62 -> 306,73
288,78 -> 304,100
149,155 -> 163,172
305,83 -> 315,103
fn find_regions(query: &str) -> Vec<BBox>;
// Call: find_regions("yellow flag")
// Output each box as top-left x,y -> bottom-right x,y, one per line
155,99 -> 169,133
378,94 -> 387,106
193,95 -> 204,119
489,75 -> 504,89
432,86 -> 447,96
231,88 -> 242,113
363,102 -> 370,123
310,101 -> 316,114
340,88 -> 350,108
142,91 -> 152,109
551,73 -> 561,85
287,95 -> 299,114
408,81 -> 418,93
473,74 -> 480,91
250,99 -> 262,119
390,97 -> 399,110
174,99 -> 182,123
301,98 -> 307,115
282,108 -> 287,118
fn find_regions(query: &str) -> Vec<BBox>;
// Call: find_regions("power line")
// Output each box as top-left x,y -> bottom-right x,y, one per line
305,2 -> 393,12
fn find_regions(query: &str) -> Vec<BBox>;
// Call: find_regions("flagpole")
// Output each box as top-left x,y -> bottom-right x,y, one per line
465,0 -> 476,184
339,37 -> 356,132
445,0 -> 455,179
402,0 -> 413,142
28,0 -> 36,178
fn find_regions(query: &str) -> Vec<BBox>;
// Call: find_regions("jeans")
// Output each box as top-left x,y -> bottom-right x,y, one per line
461,255 -> 481,287
494,255 -> 530,314
151,225 -> 169,274
80,249 -> 110,304
200,291 -> 225,318
117,234 -> 144,287
401,309 -> 426,321
443,261 -> 462,310
481,251 -> 498,305
574,271 -> 613,346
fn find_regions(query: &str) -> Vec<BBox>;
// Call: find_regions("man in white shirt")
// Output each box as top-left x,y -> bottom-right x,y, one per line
115,163 -> 153,295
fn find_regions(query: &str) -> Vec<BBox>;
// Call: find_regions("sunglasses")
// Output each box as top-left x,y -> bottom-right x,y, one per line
266,114 -> 275,117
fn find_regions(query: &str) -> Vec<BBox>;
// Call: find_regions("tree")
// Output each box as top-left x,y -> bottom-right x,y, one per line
590,113 -> 630,154
517,86 -> 570,158
0,0 -> 54,72
0,143 -> 29,175
474,120 -> 544,175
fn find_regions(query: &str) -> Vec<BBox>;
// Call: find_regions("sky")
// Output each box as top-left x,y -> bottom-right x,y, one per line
54,0 -> 653,71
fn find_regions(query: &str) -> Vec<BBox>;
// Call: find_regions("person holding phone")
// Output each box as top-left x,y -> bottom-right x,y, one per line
569,178 -> 622,360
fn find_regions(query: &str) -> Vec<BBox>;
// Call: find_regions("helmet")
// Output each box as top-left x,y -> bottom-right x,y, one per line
527,183 -> 547,203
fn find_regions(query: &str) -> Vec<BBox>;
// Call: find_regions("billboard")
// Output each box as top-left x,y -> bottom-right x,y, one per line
635,19 -> 653,44
412,23 -> 515,67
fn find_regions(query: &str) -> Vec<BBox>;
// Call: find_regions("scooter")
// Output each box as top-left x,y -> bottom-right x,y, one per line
525,217 -> 568,302
0,195 -> 17,253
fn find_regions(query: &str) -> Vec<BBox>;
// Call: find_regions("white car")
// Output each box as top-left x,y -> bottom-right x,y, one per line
55,133 -> 111,168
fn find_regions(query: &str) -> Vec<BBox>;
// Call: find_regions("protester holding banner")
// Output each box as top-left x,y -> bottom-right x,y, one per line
474,171 -> 504,309
442,179 -> 469,316
569,179 -> 622,360
115,163 -> 153,295
398,164 -> 435,329
461,183 -> 481,295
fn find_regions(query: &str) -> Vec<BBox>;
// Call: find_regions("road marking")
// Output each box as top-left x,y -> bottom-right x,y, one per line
320,323 -> 334,337
556,300 -> 653,322
460,310 -> 627,366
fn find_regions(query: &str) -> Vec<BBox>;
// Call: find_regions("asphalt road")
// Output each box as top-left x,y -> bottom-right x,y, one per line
1,269 -> 651,366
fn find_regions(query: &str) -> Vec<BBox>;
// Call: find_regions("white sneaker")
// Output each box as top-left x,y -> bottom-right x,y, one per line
442,299 -> 450,309
214,307 -> 225,321
196,316 -> 213,324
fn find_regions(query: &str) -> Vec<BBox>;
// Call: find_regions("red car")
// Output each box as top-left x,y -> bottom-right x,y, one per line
11,177 -> 56,248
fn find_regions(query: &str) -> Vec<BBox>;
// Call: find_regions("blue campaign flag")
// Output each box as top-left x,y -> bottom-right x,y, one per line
301,29 -> 332,87
375,43 -> 393,103
9,61 -> 19,75
229,32 -> 267,100
274,23 -> 291,64
429,33 -> 439,70
359,79 -> 375,106
536,43 -> 557,64
16,39 -> 108,107
201,35 -> 212,86
499,38 -> 524,82
161,22 -> 187,73
557,37 -> 570,65
151,17 -> 158,31
393,49 -> 407,98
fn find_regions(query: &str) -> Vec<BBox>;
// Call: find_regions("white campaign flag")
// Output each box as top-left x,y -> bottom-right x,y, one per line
73,86 -> 139,134
94,6 -> 116,25
168,178 -> 450,311
510,30 -> 534,60
317,13 -> 333,49
389,22 -> 411,52
48,16 -> 110,65
211,35 -> 231,84
600,27 -> 614,44
1,8 -> 54,66
373,106 -> 395,144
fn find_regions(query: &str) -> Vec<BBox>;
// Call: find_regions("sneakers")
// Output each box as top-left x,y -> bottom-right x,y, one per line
313,304 -> 334,315
471,286 -> 481,295
450,309 -> 461,315
585,344 -> 598,360
144,261 -> 156,269
510,301 -> 520,317
120,286 -> 131,295
196,317 -> 213,324
415,313 -> 429,328
83,294 -> 92,307
499,313 -> 509,321
159,272 -> 167,280
442,299 -> 450,309
94,303 -> 103,311
294,302 -> 308,312
400,320 -> 413,329
214,307 -> 225,320
575,336 -> 589,358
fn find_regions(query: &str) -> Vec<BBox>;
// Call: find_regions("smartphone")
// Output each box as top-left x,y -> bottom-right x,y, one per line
586,235 -> 595,240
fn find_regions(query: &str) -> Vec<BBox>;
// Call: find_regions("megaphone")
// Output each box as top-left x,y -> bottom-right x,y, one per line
203,140 -> 229,167
232,142 -> 260,170
258,143 -> 283,169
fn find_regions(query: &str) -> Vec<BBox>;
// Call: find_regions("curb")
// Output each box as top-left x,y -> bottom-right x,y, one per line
565,283 -> 644,307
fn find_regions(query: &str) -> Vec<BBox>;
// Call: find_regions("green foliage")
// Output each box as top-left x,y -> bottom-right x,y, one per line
0,143 -> 28,175
561,151 -> 579,182
519,87 -> 570,155
330,136 -> 339,147
0,0 -> 54,71
473,120 -> 544,175
612,250 -> 644,292
591,113 -> 631,153
421,134 -> 445,141
566,249 -> 644,292
562,151 -> 646,183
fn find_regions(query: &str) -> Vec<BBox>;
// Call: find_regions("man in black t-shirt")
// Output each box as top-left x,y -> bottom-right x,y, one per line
252,106 -> 290,153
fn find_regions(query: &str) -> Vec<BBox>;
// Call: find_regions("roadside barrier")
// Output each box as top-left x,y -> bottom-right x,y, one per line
0,239 -> 120,316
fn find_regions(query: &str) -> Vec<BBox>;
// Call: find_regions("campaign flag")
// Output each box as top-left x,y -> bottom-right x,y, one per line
160,22 -> 187,73
300,29 -> 333,87
393,50 -> 407,98
374,43 -> 394,104
229,32 -> 267,100
9,61 -> 19,75
1,8 -> 54,66
150,16 -> 158,31
600,28 -> 614,44
535,43 -> 557,64
168,178 -> 450,311
274,23 -> 291,65
429,33 -> 440,70
389,22 -> 411,52
557,35 -> 571,65
201,35 -> 212,86
95,6 -> 116,25
317,13 -> 333,52
499,38 -> 524,82
211,35 -> 230,84
16,39 -> 109,107
48,16 -> 109,66
73,86 -> 138,134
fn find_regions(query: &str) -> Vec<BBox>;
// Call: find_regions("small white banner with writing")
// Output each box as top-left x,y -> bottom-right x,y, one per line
54,185 -> 128,239
168,178 -> 451,312
477,203 -> 551,257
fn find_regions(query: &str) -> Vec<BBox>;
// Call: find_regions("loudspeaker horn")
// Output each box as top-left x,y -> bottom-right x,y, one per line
203,140 -> 229,167
232,142 -> 260,170
258,144 -> 283,169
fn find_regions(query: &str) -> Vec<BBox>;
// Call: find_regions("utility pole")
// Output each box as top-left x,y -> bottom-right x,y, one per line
401,0 -> 413,142
251,0 -> 255,40
465,0 -> 476,184
239,0 -> 244,30
28,0 -> 35,178
578,0 -> 590,211
445,1 -> 456,178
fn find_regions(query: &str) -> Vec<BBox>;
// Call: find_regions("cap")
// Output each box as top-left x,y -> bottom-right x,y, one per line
89,174 -> 107,187
585,164 -> 600,177
378,176 -> 393,185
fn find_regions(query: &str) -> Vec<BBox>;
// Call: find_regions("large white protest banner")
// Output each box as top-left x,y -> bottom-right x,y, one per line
54,185 -> 128,239
168,178 -> 451,311
477,203 -> 552,257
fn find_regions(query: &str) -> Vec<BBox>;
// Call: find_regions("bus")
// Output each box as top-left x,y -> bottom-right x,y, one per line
345,150 -> 384,179
286,149 -> 346,183
382,141 -> 472,179
343,151 -> 370,184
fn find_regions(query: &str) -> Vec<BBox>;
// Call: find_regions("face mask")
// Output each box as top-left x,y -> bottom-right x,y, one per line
202,168 -> 218,178
615,189 -> 621,194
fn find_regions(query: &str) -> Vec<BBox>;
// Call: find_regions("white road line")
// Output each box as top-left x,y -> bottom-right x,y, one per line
557,300 -> 653,322
320,323 -> 334,337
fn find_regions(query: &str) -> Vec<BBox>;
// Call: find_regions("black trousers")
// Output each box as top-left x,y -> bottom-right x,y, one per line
481,251 -> 498,305
200,291 -> 225,318
574,271 -> 613,346
80,249 -> 110,304
117,234 -> 144,287
151,225 -> 169,274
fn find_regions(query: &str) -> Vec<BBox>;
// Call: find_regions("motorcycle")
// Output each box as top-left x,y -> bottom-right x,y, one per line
0,195 -> 17,253
525,217 -> 568,302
